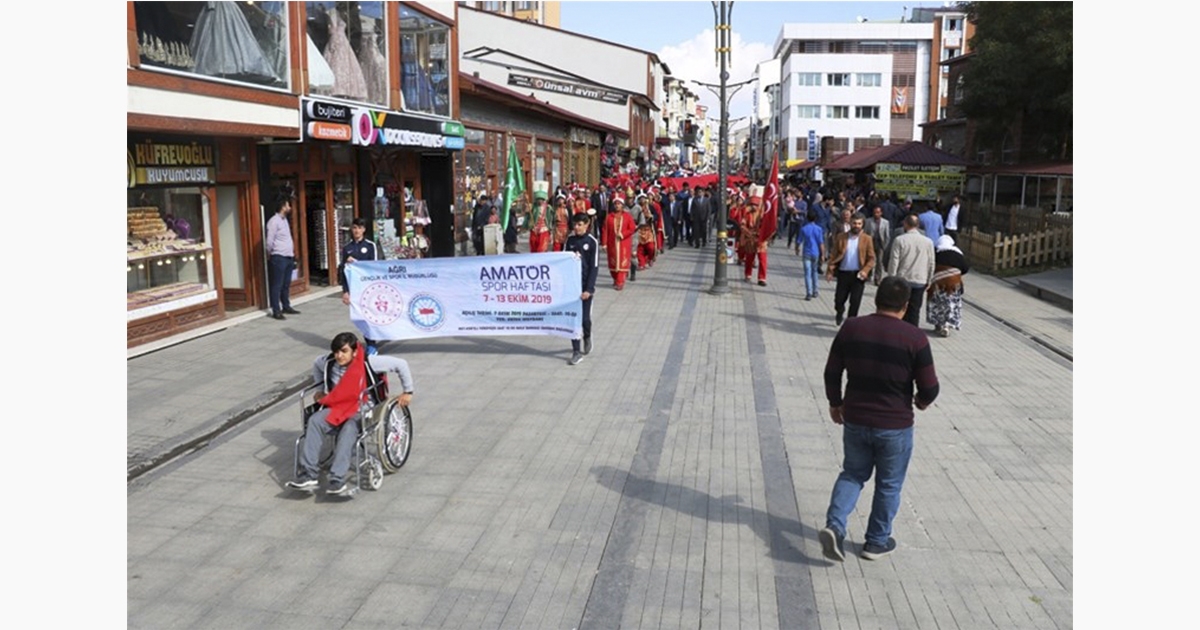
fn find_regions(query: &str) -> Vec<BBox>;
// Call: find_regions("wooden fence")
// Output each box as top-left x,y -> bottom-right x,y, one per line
965,204 -> 1071,236
960,224 -> 1072,272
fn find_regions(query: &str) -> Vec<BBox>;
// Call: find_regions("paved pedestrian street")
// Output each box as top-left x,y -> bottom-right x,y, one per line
128,243 -> 1072,629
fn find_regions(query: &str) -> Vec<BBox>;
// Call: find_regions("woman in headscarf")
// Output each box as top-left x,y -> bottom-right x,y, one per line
926,234 -> 970,337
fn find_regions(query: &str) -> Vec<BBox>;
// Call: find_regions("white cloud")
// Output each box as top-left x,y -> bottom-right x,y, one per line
657,29 -> 773,122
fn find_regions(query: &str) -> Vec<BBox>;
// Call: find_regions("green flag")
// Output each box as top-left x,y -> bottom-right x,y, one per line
501,141 -> 524,232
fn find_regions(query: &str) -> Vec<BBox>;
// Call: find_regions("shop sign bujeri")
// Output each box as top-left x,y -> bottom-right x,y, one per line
301,97 -> 464,150
127,136 -> 216,188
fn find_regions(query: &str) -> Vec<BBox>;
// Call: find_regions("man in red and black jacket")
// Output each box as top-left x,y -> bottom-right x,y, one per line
818,276 -> 939,562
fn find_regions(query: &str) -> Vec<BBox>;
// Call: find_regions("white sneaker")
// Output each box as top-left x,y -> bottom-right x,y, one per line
568,351 -> 584,366
285,478 -> 317,492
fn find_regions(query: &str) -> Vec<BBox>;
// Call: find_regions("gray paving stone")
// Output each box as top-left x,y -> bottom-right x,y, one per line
128,243 -> 1071,629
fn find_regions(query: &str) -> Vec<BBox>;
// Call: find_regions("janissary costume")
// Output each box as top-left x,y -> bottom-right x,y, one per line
739,187 -> 774,284
551,196 -> 571,252
636,197 -> 658,270
528,181 -> 551,253
650,191 -> 666,251
604,197 -> 637,290
728,192 -> 746,263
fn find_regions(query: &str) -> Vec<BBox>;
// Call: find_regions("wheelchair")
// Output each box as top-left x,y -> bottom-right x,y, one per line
293,372 -> 413,496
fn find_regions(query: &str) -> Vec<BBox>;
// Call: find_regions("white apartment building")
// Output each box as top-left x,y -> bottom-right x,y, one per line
750,57 -> 781,176
774,22 -> 933,167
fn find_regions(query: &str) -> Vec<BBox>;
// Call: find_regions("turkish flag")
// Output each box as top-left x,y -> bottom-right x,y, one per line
759,153 -> 779,242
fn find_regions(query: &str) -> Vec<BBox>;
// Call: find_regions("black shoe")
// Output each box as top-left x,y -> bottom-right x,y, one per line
835,313 -> 844,326
819,527 -> 845,562
757,280 -> 766,287
270,312 -> 286,320
282,307 -> 301,315
583,337 -> 593,355
860,537 -> 897,560
568,351 -> 584,366
326,480 -> 350,496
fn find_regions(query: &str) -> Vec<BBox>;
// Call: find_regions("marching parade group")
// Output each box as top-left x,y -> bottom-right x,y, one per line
466,172 -> 969,338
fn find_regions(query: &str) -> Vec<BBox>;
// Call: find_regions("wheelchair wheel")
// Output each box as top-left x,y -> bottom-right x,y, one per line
364,458 -> 384,491
372,397 -> 413,473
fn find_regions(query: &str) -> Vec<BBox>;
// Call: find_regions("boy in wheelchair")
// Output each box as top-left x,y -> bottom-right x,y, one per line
286,331 -> 414,495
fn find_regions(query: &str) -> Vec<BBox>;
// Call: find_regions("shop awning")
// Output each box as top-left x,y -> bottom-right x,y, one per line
785,159 -> 818,172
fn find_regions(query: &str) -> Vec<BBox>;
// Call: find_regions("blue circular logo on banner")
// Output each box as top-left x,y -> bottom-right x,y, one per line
408,294 -> 446,331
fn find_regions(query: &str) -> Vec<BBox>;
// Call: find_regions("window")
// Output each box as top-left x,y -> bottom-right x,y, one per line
796,105 -> 821,119
514,1 -> 535,10
399,6 -> 452,117
828,41 -> 846,53
796,72 -> 821,86
856,73 -> 882,87
482,2 -> 502,11
855,106 -> 880,119
127,186 -> 215,314
945,17 -> 962,31
954,76 -> 966,104
306,2 -> 388,105
133,2 -> 290,89
827,105 -> 849,119
854,136 -> 885,151
827,73 -> 850,87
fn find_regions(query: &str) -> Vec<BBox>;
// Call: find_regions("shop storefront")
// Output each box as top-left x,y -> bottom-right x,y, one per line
456,72 -> 626,251
284,96 -> 464,267
127,133 -> 270,347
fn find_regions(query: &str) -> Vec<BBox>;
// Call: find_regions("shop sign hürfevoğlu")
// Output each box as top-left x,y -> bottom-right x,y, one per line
507,73 -> 628,105
301,97 -> 465,150
127,135 -> 216,188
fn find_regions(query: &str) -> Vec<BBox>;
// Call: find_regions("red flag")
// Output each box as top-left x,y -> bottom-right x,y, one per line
759,154 -> 780,242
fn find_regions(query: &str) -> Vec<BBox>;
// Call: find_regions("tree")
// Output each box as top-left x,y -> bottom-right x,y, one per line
961,2 -> 1073,161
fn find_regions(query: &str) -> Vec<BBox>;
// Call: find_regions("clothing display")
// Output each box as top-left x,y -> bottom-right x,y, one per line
190,1 -> 281,84
323,8 -> 368,101
358,27 -> 389,105
307,35 -> 335,94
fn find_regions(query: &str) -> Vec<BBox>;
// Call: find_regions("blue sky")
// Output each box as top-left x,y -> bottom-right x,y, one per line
560,1 -> 946,118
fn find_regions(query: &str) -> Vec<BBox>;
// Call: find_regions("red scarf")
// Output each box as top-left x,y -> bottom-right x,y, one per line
318,346 -> 366,427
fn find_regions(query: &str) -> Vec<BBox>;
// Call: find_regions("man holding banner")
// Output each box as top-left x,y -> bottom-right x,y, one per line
564,213 -> 599,365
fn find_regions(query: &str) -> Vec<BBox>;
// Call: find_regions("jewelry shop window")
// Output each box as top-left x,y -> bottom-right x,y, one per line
127,187 -> 215,316
133,1 -> 289,89
305,2 -> 389,106
399,6 -> 451,117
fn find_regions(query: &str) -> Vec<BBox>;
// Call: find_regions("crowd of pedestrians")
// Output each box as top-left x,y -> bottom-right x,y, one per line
335,174 -> 972,562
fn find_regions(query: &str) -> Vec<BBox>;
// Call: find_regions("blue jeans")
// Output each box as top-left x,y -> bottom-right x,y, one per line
802,255 -> 820,297
299,407 -> 360,485
268,254 -> 294,314
825,423 -> 914,547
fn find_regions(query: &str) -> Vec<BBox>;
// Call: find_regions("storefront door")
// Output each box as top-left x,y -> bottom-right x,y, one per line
304,180 -> 332,286
215,185 -> 250,309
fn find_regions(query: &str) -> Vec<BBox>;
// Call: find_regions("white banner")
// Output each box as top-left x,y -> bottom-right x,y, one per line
346,253 -> 583,341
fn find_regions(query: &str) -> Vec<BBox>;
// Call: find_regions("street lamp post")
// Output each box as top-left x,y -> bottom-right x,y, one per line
711,0 -> 732,294
695,3 -> 751,294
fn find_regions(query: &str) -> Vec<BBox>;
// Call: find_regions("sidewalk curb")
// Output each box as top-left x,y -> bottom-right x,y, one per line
127,372 -> 311,481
